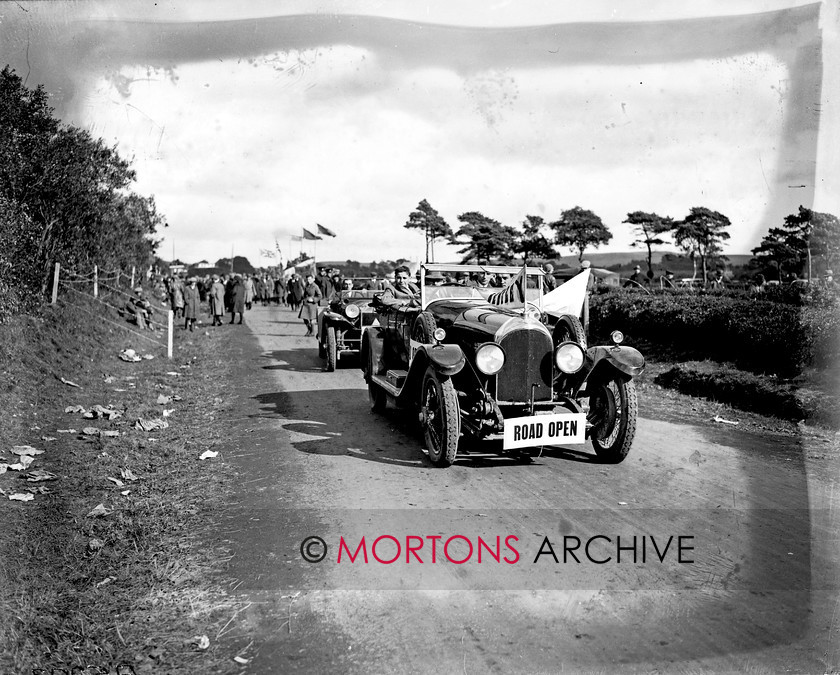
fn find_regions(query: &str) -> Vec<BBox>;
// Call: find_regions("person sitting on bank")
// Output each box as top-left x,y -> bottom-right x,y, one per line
125,286 -> 155,329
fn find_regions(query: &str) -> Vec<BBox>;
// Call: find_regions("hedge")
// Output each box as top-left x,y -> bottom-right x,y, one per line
589,289 -> 840,377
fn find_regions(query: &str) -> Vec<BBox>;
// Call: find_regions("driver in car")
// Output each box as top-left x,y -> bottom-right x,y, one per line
376,265 -> 419,307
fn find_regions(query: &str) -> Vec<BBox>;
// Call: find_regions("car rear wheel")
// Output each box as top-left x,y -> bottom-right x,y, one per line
420,367 -> 460,467
326,327 -> 337,372
366,344 -> 386,412
588,377 -> 637,463
412,312 -> 438,344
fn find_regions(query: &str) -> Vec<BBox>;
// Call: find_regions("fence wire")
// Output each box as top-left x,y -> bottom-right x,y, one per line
59,281 -> 169,333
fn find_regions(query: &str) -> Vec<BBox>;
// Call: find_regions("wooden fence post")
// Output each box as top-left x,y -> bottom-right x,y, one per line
93,264 -> 99,298
51,263 -> 60,304
130,265 -> 136,289
167,310 -> 174,359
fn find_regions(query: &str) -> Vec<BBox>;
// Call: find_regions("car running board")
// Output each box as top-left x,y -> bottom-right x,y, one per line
370,370 -> 407,397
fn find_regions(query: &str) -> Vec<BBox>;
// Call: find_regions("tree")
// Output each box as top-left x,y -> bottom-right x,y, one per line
767,206 -> 840,281
513,215 -> 555,264
549,206 -> 612,262
623,211 -> 673,276
672,207 -> 731,285
0,66 -> 163,297
454,211 -> 517,264
215,256 -> 255,274
404,199 -> 453,263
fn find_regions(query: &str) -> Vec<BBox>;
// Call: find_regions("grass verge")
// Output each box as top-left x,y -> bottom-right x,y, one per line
0,291 -> 249,674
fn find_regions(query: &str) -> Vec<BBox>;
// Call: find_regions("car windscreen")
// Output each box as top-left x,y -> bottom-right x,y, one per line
424,286 -> 486,302
341,290 -> 378,300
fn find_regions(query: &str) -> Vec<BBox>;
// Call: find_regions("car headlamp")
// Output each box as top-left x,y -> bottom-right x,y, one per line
475,343 -> 505,375
611,330 -> 624,345
433,328 -> 446,342
554,342 -> 585,374
344,303 -> 361,319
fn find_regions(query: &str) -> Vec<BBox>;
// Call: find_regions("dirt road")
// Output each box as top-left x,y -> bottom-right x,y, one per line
211,305 -> 839,673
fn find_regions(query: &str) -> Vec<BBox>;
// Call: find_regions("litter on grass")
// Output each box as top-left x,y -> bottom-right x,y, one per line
88,538 -> 105,551
120,490 -> 130,496
162,409 -> 175,417
120,468 -> 139,481
194,635 -> 210,650
157,394 -> 173,404
119,349 -> 141,362
134,418 -> 169,432
65,405 -> 86,414
57,429 -> 77,434
41,436 -> 57,442
713,415 -> 740,425
9,493 -> 34,502
59,376 -> 81,388
26,469 -> 57,482
86,503 -> 112,517
11,445 -> 44,456
9,456 -> 35,471
142,354 -> 154,360
82,427 -> 102,436
106,477 -> 124,486
0,464 -> 7,474
199,450 -> 219,460
103,375 -> 116,384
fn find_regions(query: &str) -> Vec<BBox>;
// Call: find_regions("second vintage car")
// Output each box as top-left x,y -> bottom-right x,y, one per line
317,285 -> 380,370
361,263 -> 644,467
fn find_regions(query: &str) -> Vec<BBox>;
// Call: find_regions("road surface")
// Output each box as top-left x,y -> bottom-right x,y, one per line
211,304 -> 839,673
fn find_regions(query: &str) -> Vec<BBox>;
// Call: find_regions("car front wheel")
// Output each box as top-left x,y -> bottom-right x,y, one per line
326,327 -> 337,371
366,343 -> 386,412
588,377 -> 638,463
420,367 -> 460,467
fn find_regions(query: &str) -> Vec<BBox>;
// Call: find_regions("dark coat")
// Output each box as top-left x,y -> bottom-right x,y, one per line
288,277 -> 305,303
183,284 -> 200,319
298,282 -> 322,320
231,280 -> 246,313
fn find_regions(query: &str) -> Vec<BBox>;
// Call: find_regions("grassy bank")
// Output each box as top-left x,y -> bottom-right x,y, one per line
0,293 -> 247,674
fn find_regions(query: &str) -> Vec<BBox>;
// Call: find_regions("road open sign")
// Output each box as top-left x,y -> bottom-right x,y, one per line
503,412 -> 586,449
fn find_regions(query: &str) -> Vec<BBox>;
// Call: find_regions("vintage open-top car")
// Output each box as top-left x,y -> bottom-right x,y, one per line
318,287 -> 380,370
361,263 -> 644,467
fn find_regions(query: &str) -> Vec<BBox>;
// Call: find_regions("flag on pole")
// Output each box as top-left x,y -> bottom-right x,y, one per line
317,223 -> 337,237
302,227 -> 322,241
260,248 -> 276,259
291,235 -> 303,242
488,265 -> 527,306
541,270 -> 591,318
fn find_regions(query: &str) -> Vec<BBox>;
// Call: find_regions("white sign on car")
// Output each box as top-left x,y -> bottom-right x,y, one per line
503,412 -> 586,449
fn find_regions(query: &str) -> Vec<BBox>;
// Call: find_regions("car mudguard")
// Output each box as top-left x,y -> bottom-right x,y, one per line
397,343 -> 466,405
323,311 -> 355,328
360,327 -> 385,374
584,345 -> 645,380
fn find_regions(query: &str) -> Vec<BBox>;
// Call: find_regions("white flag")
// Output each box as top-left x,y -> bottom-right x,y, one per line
542,270 -> 590,318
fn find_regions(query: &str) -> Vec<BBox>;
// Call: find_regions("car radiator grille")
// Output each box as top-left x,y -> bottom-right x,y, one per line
497,328 -> 553,402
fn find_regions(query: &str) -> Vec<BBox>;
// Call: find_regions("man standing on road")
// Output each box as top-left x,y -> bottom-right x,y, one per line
299,273 -> 322,336
209,274 -> 225,326
230,274 -> 246,324
183,277 -> 200,331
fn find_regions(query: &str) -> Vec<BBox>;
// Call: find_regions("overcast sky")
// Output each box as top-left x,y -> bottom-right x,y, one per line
1,1 -> 836,267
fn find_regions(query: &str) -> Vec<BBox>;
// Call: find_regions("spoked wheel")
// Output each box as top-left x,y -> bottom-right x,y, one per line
366,344 -> 387,412
419,367 -> 460,467
326,327 -> 337,372
587,377 -> 638,463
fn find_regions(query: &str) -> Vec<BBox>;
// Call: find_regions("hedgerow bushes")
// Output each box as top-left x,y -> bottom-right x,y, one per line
589,289 -> 840,377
